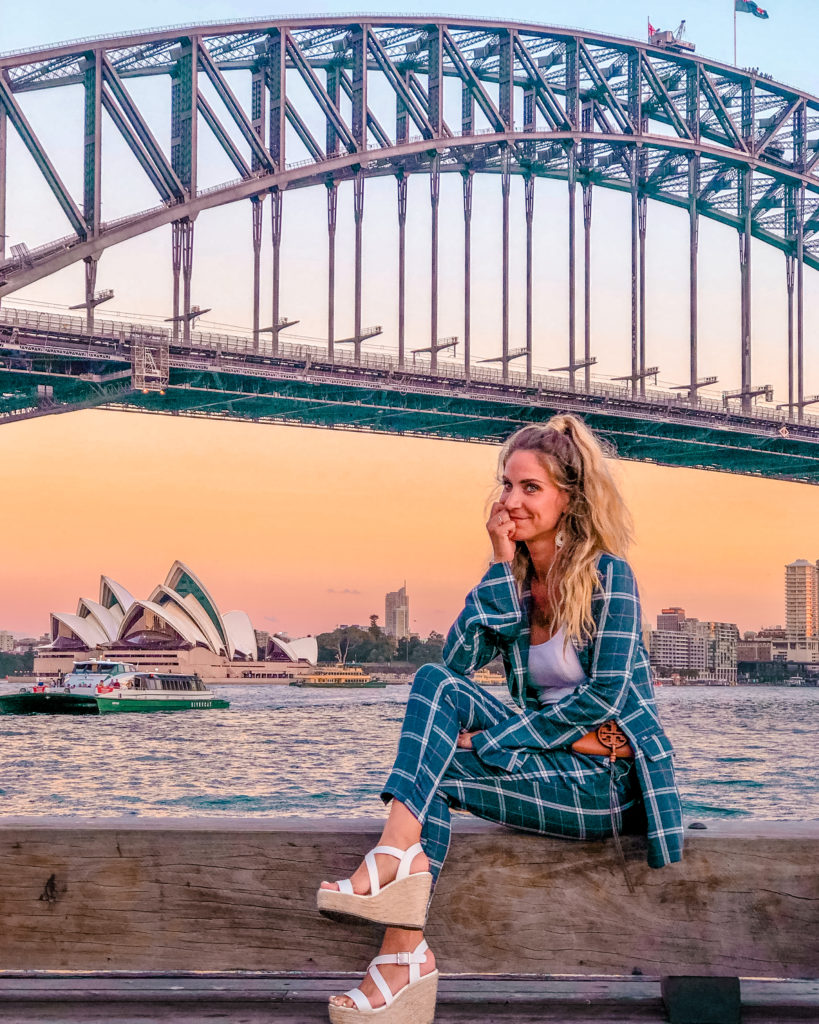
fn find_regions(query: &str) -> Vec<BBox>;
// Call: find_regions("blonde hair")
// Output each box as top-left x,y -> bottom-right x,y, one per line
496,414 -> 633,647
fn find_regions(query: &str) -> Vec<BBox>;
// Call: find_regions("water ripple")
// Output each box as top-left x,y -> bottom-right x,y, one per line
0,682 -> 816,821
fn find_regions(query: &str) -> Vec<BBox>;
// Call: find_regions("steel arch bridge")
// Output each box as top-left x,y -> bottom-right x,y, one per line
1,15 -> 819,482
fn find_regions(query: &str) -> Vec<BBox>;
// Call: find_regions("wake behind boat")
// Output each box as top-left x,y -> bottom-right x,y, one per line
0,660 -> 229,714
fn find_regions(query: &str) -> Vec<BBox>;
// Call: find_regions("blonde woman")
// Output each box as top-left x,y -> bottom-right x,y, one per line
318,414 -> 684,1024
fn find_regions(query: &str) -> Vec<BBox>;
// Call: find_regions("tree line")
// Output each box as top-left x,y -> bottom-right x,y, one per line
0,652 -> 34,677
315,616 -> 445,667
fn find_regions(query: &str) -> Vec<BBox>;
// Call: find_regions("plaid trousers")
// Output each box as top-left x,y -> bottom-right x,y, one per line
382,663 -> 642,880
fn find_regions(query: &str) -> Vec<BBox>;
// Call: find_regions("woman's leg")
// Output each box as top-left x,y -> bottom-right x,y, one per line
438,747 -> 641,842
325,664 -> 514,1012
321,662 -> 514,895
381,662 -> 515,843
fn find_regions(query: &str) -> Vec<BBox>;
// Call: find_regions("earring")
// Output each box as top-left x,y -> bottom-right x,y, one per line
555,529 -> 565,549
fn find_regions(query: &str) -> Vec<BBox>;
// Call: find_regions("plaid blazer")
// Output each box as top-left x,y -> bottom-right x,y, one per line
442,554 -> 684,869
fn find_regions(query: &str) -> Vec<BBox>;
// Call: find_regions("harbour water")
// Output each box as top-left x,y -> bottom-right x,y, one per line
0,683 -> 815,821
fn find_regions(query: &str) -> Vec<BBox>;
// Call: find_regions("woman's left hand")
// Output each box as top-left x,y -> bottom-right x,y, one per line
457,729 -> 481,750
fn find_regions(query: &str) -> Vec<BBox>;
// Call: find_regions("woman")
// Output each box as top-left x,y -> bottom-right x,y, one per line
318,414 -> 684,1024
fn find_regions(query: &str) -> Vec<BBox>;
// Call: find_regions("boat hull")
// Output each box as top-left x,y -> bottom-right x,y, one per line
289,681 -> 386,689
0,693 -> 99,715
0,692 -> 229,714
95,696 -> 229,712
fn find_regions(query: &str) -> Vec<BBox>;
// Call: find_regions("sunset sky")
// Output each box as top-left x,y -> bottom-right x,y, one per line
0,0 -> 817,640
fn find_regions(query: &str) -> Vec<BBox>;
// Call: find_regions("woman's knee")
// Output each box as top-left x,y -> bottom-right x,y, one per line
411,662 -> 454,698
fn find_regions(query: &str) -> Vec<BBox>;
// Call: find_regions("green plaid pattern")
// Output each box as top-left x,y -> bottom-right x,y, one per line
441,555 -> 684,869
382,665 -> 642,880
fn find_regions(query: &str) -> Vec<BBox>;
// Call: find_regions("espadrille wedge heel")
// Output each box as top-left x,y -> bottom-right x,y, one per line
328,939 -> 438,1024
317,842 -> 432,929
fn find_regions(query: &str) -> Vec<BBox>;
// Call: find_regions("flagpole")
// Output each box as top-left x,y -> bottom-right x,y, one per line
734,1 -> 737,65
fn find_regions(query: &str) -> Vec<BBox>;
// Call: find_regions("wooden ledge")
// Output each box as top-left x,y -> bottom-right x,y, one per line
0,974 -> 815,1023
0,817 -> 816,978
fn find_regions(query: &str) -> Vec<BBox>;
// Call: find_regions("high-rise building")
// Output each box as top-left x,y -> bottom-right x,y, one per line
385,584 -> 410,638
0,631 -> 14,652
649,630 -> 708,674
785,559 -> 818,640
650,615 -> 739,683
656,607 -> 686,632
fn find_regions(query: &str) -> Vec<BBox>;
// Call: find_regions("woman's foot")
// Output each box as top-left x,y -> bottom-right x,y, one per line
329,929 -> 436,1010
320,844 -> 429,895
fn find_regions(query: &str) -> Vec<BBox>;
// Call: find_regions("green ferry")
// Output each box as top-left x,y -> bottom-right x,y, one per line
0,660 -> 229,714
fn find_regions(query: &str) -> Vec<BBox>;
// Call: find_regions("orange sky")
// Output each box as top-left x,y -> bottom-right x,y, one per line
0,408 -> 816,639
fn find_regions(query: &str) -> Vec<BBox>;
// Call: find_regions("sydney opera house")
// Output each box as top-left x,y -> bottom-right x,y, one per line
34,561 -> 317,682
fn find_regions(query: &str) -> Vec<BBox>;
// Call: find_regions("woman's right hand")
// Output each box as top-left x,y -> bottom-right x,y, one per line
486,500 -> 517,563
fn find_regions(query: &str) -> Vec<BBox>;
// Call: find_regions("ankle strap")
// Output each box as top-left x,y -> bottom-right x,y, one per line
371,938 -> 428,968
369,938 -> 429,993
365,842 -> 425,896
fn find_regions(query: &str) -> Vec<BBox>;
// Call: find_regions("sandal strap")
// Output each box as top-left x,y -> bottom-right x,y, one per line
371,938 -> 429,984
341,843 -> 428,900
344,940 -> 429,1011
364,842 -> 425,897
342,987 -> 372,1012
369,965 -> 394,1007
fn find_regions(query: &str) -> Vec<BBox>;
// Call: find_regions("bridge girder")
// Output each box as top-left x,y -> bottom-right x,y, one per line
2,17 -> 819,288
1,16 -> 818,441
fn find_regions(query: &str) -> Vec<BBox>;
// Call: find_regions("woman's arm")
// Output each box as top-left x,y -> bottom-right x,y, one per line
471,555 -> 640,757
442,560 -> 524,677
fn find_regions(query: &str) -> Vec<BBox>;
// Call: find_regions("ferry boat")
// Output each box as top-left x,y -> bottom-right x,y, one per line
290,666 -> 386,689
0,660 -> 229,714
473,667 -> 505,686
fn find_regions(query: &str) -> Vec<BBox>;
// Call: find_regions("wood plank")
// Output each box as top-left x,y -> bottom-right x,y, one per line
0,818 -> 816,978
0,975 -> 815,1023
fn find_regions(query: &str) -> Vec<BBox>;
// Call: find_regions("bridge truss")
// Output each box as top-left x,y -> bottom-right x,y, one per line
0,16 -> 818,481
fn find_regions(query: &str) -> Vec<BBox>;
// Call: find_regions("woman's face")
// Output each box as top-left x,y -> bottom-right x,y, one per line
499,449 -> 569,545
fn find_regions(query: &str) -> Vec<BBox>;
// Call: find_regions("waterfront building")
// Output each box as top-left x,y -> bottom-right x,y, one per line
785,559 -> 818,640
772,637 -> 819,664
0,631 -> 13,652
649,629 -> 709,676
737,639 -> 773,662
757,625 -> 787,640
385,584 -> 410,638
650,614 -> 739,683
34,561 -> 317,681
656,607 -> 686,632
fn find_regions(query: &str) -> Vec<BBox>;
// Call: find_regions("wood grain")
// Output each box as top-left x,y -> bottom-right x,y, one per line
0,817 -> 816,977
0,976 -> 815,1023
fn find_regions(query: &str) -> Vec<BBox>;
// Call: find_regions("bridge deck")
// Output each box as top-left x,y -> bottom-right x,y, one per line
2,305 -> 818,484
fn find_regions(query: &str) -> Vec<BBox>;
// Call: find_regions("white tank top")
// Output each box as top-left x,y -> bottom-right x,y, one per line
528,626 -> 587,703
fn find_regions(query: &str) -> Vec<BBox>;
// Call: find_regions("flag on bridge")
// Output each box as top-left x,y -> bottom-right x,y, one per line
735,0 -> 769,18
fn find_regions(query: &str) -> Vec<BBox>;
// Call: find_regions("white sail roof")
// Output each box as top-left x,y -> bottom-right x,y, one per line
223,610 -> 257,660
99,576 -> 135,625
50,612 -> 109,650
117,600 -> 210,649
77,598 -> 119,643
148,585 -> 226,656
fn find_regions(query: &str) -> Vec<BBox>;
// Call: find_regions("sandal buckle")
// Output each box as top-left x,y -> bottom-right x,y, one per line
395,952 -> 410,966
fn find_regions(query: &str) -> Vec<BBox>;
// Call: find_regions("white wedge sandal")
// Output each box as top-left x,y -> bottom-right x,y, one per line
328,938 -> 438,1024
317,843 -> 432,929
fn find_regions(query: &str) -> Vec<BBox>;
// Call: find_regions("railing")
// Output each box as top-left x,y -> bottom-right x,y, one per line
1,304 -> 816,430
